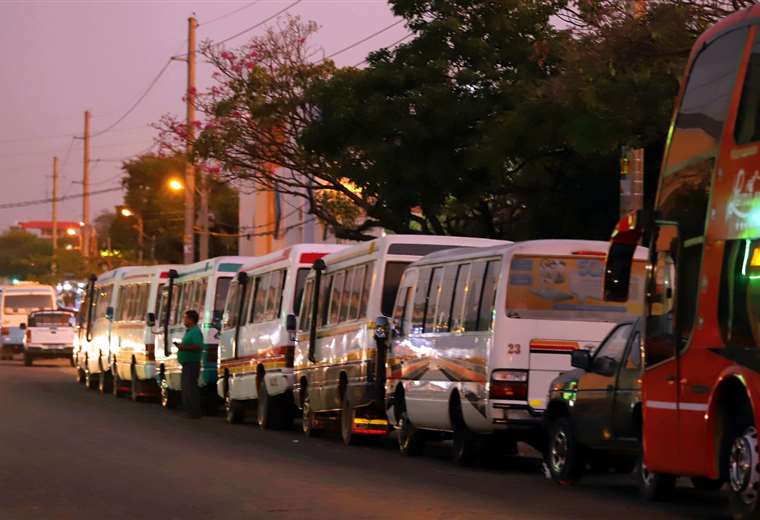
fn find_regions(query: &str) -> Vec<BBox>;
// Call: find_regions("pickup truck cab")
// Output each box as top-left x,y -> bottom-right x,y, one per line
23,310 -> 76,366
544,320 -> 643,484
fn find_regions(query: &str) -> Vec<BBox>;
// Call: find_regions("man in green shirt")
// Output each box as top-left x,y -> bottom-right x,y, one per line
179,309 -> 203,419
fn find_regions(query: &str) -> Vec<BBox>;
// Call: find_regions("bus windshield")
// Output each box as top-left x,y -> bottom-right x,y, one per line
506,255 -> 645,322
3,294 -> 55,314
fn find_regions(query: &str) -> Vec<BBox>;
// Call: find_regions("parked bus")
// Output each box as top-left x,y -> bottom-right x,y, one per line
603,7 -> 760,517
218,244 -> 346,428
110,266 -> 176,401
76,269 -> 121,391
294,235 -> 505,445
0,283 -> 57,360
154,257 -> 249,412
385,240 -> 646,464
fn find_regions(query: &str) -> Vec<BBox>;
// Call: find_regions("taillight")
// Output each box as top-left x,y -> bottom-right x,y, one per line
26,330 -> 31,343
145,343 -> 155,361
489,370 -> 528,400
1,327 -> 9,336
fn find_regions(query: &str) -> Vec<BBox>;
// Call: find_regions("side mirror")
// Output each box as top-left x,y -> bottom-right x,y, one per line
374,315 -> 390,341
146,312 -> 156,327
106,306 -> 114,320
211,309 -> 224,330
593,355 -> 617,377
570,349 -> 591,371
19,323 -> 27,330
285,313 -> 297,333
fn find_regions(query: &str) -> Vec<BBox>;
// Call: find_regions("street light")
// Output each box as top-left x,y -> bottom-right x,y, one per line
167,178 -> 185,192
65,228 -> 77,237
119,206 -> 145,263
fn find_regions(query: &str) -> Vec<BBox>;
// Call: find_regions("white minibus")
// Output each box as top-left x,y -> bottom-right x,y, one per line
294,235 -> 506,445
385,240 -> 647,464
111,266 -> 176,401
77,269 -> 122,391
0,283 -> 57,359
218,244 -> 346,428
154,257 -> 250,412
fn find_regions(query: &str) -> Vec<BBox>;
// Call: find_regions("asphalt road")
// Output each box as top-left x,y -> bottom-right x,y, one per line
0,358 -> 730,520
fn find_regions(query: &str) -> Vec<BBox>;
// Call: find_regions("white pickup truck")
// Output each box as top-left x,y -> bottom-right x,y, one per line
23,310 -> 76,366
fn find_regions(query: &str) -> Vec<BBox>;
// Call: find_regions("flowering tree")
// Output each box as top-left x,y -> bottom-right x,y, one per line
155,16 -> 389,240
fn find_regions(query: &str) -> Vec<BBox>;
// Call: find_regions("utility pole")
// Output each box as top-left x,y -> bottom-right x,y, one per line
83,110 -> 91,258
183,16 -> 198,264
51,156 -> 59,275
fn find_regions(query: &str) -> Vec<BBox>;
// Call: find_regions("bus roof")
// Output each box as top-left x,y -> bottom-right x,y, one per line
697,6 -> 760,50
240,244 -> 347,274
319,235 -> 508,268
175,256 -> 254,280
410,239 -> 647,267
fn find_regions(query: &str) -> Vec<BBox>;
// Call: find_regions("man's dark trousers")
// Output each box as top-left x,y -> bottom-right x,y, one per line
181,361 -> 202,418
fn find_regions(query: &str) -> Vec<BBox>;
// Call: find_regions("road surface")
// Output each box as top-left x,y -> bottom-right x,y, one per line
0,358 -> 728,519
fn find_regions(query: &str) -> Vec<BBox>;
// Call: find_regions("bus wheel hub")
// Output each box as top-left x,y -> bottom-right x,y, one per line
730,427 -> 759,504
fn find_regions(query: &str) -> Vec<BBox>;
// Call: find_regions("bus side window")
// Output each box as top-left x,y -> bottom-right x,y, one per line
329,271 -> 346,325
348,265 -> 365,321
253,273 -> 270,323
411,267 -> 433,333
464,262 -> 486,331
224,281 -> 241,329
299,279 -> 314,332
424,267 -> 444,333
450,264 -> 471,333
477,261 -> 500,331
319,274 -> 333,327
339,269 -> 354,323
359,263 -> 374,318
435,265 -> 458,333
736,33 -> 760,144
265,270 -> 283,321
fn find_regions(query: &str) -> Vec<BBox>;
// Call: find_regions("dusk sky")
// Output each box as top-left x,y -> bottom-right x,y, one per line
0,0 -> 406,229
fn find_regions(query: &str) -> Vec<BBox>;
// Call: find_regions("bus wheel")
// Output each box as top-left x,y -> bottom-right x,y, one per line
257,377 -> 288,430
395,392 -> 423,456
130,365 -> 141,402
76,366 -> 85,384
546,417 -> 583,485
451,399 -> 477,466
636,452 -> 675,501
85,368 -> 98,390
339,396 -> 356,446
98,369 -> 112,395
112,366 -> 122,398
302,389 -> 320,438
224,382 -> 244,424
728,426 -> 760,518
23,353 -> 32,367
160,373 -> 178,409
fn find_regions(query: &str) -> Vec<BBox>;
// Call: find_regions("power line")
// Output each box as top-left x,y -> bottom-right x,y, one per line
353,31 -> 414,67
0,187 -> 122,211
200,1 -> 261,26
323,19 -> 405,61
212,0 -> 302,47
83,59 -> 174,139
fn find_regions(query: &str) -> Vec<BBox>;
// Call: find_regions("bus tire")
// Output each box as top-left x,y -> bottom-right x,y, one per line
257,377 -> 288,430
450,396 -> 477,466
160,372 -> 178,409
728,426 -> 760,518
112,366 -> 122,398
98,368 -> 112,395
546,417 -> 583,485
76,366 -> 85,384
301,387 -> 320,437
395,391 -> 424,456
636,452 -> 675,501
85,367 -> 98,390
130,364 -> 141,402
23,353 -> 32,367
339,395 -> 356,446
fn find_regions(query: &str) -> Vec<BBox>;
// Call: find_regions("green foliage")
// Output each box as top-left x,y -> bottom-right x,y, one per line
0,229 -> 53,281
115,154 -> 239,263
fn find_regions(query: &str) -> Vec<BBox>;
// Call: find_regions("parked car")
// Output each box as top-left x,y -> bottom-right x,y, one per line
23,310 -> 76,366
544,320 -> 643,485
1,283 -> 57,360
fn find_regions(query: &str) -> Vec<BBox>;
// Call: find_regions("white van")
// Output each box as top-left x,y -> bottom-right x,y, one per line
294,235 -> 506,445
154,257 -> 250,412
218,244 -> 346,428
110,266 -> 177,401
76,269 -> 122,391
385,240 -> 647,464
0,283 -> 57,359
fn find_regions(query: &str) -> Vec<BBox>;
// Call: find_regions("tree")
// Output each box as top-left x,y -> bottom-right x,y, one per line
117,154 -> 239,263
0,229 -> 89,283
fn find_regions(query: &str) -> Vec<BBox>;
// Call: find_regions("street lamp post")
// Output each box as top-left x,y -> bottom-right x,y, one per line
120,208 -> 145,263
